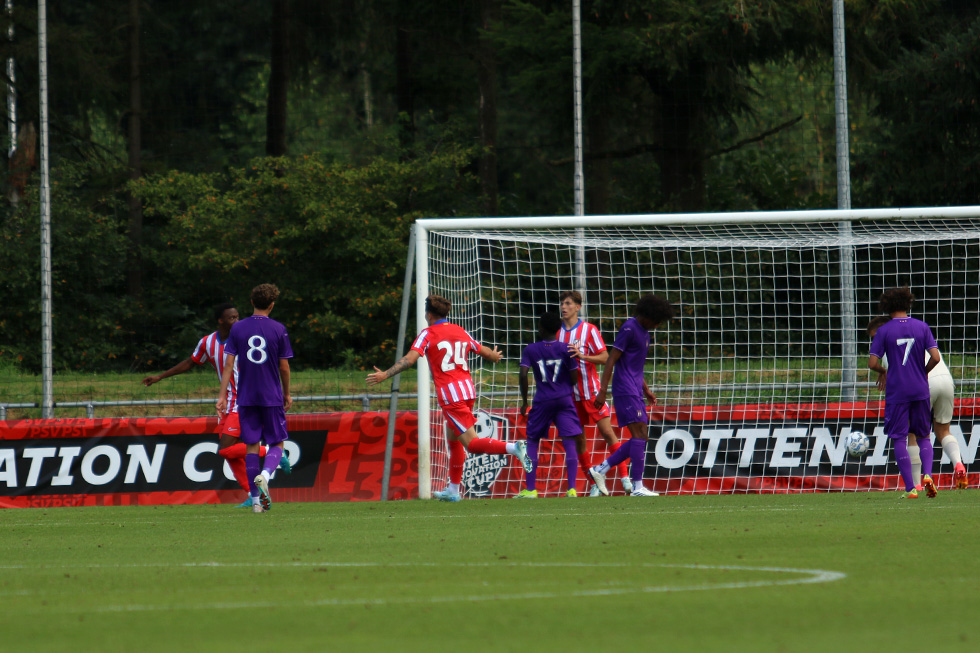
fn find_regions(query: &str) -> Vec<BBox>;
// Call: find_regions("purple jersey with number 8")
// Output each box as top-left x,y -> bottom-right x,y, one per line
225,315 -> 294,407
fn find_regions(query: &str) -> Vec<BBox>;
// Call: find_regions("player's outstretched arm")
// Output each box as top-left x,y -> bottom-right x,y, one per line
593,348 -> 622,408
142,357 -> 195,386
478,345 -> 502,363
366,350 -> 422,385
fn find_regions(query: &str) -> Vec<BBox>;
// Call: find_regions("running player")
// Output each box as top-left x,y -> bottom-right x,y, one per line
142,303 -> 289,507
868,287 -> 942,499
867,315 -> 968,490
557,290 -> 631,496
516,312 -> 583,498
217,284 -> 294,513
587,294 -> 674,497
366,294 -> 532,501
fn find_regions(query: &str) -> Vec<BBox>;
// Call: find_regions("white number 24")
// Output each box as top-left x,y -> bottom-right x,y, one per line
437,341 -> 470,372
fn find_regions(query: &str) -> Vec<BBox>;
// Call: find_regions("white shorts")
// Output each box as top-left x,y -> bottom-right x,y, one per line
930,374 -> 955,424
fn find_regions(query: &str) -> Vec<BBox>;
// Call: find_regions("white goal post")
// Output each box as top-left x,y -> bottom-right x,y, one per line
412,207 -> 980,499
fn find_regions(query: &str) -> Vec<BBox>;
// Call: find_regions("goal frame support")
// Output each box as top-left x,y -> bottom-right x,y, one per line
410,205 -> 980,498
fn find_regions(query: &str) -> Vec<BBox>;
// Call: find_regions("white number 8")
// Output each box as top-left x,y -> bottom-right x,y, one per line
247,335 -> 268,364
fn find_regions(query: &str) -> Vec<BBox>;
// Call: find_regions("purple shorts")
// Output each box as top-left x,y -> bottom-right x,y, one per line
613,394 -> 649,428
238,405 -> 289,445
525,397 -> 582,441
883,399 -> 932,441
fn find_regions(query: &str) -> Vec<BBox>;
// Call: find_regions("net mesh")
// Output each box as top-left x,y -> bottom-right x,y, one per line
421,215 -> 980,496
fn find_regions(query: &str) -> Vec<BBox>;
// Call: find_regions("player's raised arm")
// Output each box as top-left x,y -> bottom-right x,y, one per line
367,350 -> 422,385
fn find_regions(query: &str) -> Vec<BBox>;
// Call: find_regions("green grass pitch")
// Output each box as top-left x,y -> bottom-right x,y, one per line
3,492 -> 976,652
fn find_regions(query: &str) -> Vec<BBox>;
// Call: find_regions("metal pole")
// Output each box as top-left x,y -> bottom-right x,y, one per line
6,0 -> 15,156
381,225 -> 416,501
415,224 -> 431,499
572,0 -> 587,305
833,0 -> 856,401
38,0 -> 53,418
572,0 -> 584,216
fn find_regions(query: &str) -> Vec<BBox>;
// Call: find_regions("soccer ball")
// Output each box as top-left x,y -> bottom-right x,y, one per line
844,431 -> 870,458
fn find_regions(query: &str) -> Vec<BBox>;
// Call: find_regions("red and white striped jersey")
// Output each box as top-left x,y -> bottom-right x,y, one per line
556,320 -> 606,401
411,320 -> 480,407
191,331 -> 238,413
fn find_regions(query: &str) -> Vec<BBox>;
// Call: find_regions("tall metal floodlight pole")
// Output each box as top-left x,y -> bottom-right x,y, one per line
6,0 -> 15,155
833,0 -> 857,402
572,0 -> 587,303
38,0 -> 53,418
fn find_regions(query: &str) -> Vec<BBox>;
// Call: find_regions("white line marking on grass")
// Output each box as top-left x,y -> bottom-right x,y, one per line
7,562 -> 844,611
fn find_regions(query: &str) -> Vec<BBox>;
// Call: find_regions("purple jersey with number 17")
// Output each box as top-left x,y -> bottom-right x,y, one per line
225,315 -> 294,407
520,339 -> 577,402
869,316 -> 936,403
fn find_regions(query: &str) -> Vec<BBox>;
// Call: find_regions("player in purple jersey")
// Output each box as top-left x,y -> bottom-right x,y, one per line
217,284 -> 294,513
516,312 -> 583,498
868,287 -> 941,499
587,294 -> 674,497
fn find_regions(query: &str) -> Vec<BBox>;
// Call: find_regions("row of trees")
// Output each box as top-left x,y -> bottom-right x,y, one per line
1,1 -> 979,373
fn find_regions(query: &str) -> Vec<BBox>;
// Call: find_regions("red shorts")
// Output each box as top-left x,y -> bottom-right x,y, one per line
574,398 -> 611,426
442,399 -> 477,436
217,411 -> 241,438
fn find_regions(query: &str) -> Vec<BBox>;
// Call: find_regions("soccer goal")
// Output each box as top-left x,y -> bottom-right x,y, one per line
412,208 -> 980,498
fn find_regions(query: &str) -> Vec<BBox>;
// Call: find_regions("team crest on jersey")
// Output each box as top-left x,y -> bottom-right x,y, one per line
462,410 -> 510,498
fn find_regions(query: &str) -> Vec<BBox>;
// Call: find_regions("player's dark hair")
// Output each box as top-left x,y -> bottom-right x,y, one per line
539,311 -> 562,336
213,302 -> 236,322
251,284 -> 280,310
425,294 -> 451,318
559,290 -> 582,305
866,315 -> 890,336
878,286 -> 914,314
635,294 -> 674,324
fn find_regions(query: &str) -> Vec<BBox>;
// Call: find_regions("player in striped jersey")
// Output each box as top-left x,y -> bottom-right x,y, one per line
142,303 -> 289,506
367,294 -> 533,501
557,290 -> 631,496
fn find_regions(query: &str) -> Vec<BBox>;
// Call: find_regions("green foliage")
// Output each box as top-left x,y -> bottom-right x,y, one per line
0,160 -> 137,372
132,145 -> 481,369
860,11 -> 980,206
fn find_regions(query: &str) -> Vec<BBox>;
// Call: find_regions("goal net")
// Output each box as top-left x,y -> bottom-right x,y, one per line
413,209 -> 980,498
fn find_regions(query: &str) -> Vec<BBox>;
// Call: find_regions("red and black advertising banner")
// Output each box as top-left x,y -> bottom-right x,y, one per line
460,401 -> 979,498
1,401 -> 976,507
0,412 -> 419,508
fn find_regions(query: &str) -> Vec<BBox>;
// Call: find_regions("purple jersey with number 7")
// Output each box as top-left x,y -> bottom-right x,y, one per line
869,316 -> 936,403
225,315 -> 294,407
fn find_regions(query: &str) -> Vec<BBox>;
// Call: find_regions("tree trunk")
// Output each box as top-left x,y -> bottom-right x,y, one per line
586,114 -> 609,215
655,87 -> 705,212
476,0 -> 499,216
266,0 -> 289,157
126,0 -> 142,299
395,0 -> 414,147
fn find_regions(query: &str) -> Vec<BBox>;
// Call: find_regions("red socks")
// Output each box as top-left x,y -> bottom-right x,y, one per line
466,437 -> 509,456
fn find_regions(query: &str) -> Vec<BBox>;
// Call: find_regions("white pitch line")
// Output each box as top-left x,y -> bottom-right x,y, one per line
5,562 -> 845,611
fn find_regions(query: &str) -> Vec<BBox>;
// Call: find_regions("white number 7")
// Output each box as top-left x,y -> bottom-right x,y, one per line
896,338 -> 915,365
